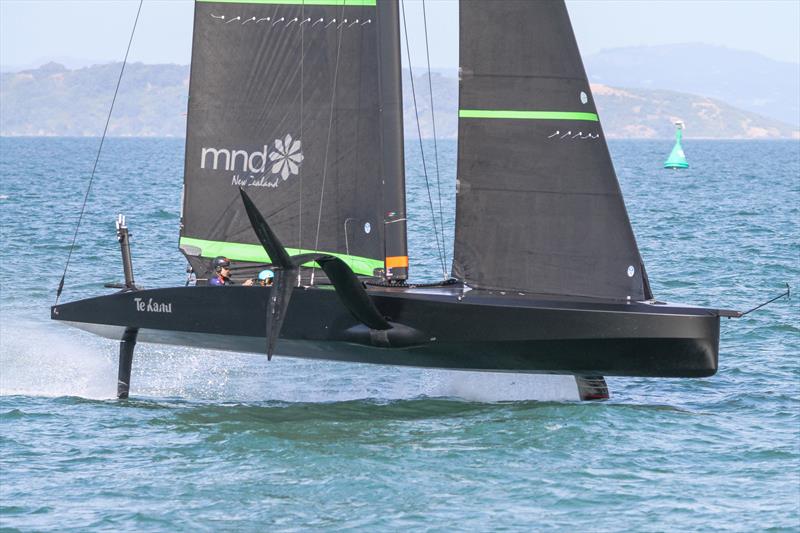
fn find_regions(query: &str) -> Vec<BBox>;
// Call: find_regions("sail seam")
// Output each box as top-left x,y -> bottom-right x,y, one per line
311,0 -> 347,284
298,0 -> 304,284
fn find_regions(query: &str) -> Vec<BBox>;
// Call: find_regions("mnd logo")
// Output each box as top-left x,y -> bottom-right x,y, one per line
200,134 -> 304,188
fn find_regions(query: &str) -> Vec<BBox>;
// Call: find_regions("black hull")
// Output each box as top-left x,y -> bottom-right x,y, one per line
51,285 -> 720,378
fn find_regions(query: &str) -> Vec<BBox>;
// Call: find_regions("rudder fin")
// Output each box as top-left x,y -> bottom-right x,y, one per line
575,375 -> 609,401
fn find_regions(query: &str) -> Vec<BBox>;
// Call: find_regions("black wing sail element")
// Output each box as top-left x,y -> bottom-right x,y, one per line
452,0 -> 651,301
238,187 -> 389,360
181,0 -> 407,280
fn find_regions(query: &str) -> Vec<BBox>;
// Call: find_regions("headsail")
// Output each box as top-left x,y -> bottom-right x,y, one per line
452,0 -> 652,301
180,0 -> 406,279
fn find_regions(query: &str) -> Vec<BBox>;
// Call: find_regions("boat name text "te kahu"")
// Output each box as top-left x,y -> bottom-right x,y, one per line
134,297 -> 173,314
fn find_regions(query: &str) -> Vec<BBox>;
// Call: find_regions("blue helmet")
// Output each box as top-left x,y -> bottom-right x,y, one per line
258,269 -> 275,281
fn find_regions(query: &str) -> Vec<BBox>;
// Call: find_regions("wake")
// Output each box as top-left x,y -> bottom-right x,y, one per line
0,320 -> 581,402
0,319 -> 117,398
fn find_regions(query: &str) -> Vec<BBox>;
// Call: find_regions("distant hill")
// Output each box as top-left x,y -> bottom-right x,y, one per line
400,72 -> 798,140
1,62 -> 797,139
590,84 -> 797,139
0,62 -> 189,137
584,44 -> 800,129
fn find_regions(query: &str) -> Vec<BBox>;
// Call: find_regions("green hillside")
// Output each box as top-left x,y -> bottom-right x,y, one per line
1,62 -> 188,137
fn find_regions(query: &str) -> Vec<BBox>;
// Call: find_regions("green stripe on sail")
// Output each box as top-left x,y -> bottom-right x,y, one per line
197,0 -> 376,6
459,109 -> 599,121
179,237 -> 383,276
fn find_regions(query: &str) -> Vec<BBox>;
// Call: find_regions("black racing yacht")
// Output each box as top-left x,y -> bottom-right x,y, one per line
51,0 -> 740,400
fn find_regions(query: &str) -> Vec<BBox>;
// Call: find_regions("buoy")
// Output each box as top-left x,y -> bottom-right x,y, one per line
664,121 -> 689,169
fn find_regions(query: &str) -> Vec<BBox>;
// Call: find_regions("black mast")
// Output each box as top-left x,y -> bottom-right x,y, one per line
377,0 -> 408,282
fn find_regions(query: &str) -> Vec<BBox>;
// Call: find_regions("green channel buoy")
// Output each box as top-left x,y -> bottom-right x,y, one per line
664,121 -> 689,169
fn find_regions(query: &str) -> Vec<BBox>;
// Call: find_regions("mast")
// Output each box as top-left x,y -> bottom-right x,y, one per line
377,0 -> 408,282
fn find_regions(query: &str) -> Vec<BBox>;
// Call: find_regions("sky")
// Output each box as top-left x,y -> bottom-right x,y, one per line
1,0 -> 799,71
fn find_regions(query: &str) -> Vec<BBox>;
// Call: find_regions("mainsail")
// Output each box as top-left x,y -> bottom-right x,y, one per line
452,0 -> 652,301
180,0 -> 407,279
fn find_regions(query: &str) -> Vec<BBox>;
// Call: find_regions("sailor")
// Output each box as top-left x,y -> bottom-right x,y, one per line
209,256 -> 253,286
257,269 -> 275,287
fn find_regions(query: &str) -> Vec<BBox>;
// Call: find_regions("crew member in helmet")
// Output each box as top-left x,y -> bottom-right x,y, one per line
209,256 -> 253,286
257,269 -> 275,287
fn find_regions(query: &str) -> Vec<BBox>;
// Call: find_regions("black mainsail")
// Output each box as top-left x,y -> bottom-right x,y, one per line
180,0 -> 407,280
452,0 -> 651,301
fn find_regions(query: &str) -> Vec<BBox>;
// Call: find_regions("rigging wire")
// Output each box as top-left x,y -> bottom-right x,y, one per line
739,283 -> 791,317
400,0 -> 448,279
420,0 -> 448,274
311,2 -> 347,285
373,0 -> 389,280
54,0 -> 143,305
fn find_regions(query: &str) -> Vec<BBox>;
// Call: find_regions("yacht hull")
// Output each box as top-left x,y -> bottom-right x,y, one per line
51,285 -> 720,378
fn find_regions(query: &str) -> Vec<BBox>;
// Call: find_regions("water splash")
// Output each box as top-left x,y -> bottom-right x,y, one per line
421,370 -> 580,402
0,320 -> 117,399
0,320 -> 581,402
133,352 -> 582,403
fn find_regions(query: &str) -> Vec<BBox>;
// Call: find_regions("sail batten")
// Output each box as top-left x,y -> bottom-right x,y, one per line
453,0 -> 650,301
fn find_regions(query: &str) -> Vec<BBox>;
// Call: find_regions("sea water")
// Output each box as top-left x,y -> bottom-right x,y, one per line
0,137 -> 798,531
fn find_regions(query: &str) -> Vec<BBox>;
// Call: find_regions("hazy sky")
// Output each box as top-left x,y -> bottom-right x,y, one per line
1,0 -> 798,70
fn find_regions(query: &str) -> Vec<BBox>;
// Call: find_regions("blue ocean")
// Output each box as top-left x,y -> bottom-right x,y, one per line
1,137 -> 798,531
